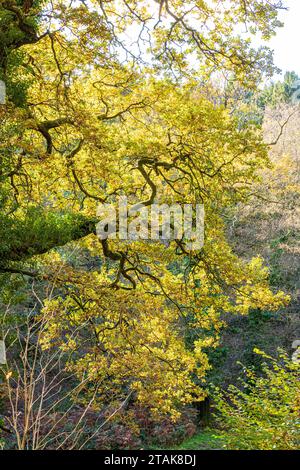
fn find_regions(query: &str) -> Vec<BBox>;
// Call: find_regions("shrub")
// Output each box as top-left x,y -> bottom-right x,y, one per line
214,349 -> 300,450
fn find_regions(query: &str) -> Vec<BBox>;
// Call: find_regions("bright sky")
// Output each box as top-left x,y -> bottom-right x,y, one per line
268,0 -> 300,77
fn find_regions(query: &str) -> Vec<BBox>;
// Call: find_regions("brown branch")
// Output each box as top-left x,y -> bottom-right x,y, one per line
30,117 -> 73,154
267,110 -> 297,146
0,266 -> 38,277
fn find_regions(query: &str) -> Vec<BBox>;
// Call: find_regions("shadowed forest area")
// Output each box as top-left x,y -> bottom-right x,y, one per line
0,0 -> 299,451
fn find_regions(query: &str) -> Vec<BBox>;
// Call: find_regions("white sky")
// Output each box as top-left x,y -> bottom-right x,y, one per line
268,0 -> 300,77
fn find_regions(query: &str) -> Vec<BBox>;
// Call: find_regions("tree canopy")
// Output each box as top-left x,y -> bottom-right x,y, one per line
0,0 -> 290,419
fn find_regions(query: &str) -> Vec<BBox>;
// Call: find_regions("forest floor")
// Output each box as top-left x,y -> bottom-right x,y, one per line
157,429 -> 226,450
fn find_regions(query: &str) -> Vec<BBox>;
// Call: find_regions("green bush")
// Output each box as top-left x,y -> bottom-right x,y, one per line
214,350 -> 300,450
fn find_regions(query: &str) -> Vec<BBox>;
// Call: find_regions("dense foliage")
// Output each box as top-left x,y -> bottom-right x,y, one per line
0,0 -> 298,450
214,350 -> 300,450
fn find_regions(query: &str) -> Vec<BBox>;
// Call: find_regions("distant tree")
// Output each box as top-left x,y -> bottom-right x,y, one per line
258,71 -> 300,109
